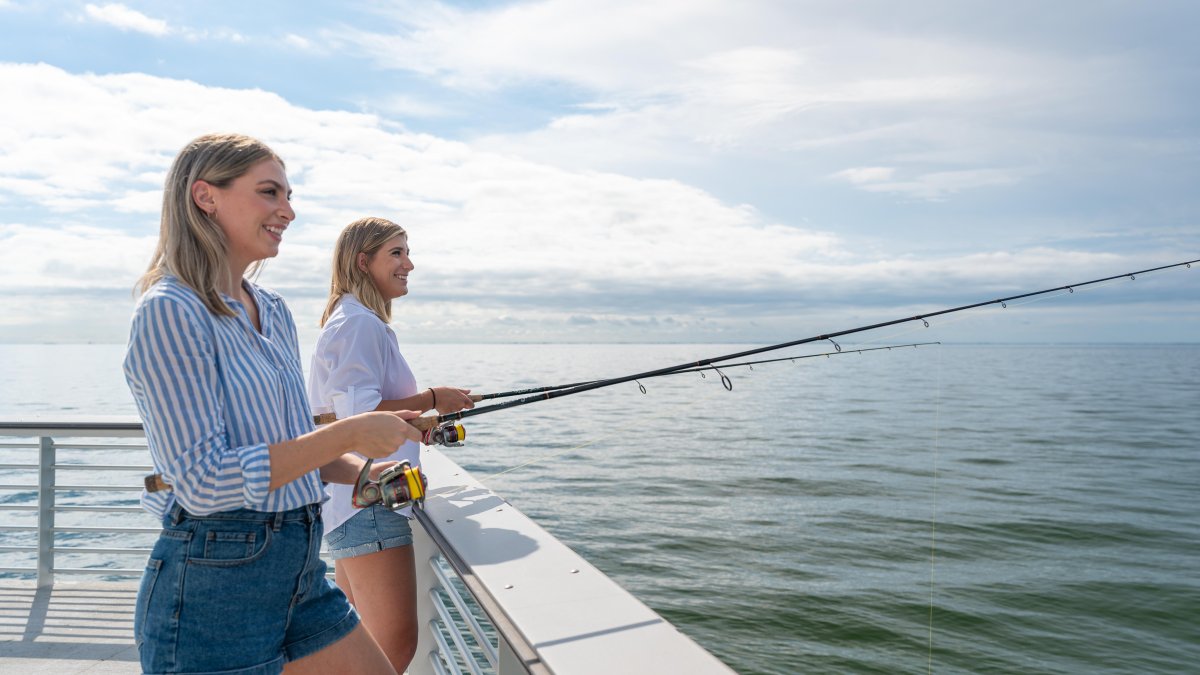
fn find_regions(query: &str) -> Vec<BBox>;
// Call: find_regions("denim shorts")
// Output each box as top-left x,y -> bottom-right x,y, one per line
324,504 -> 414,560
135,503 -> 359,674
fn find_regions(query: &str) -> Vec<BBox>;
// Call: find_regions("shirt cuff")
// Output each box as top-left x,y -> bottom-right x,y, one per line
239,442 -> 272,505
330,385 -> 383,419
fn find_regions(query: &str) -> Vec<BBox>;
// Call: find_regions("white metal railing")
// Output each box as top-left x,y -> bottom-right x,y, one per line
0,420 -> 156,583
0,419 -> 733,674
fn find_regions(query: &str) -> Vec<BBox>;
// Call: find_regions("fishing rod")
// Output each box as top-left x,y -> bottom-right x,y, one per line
421,258 -> 1197,433
475,341 -> 940,399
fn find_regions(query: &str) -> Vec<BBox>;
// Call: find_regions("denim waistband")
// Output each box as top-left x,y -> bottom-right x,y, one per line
168,502 -> 321,528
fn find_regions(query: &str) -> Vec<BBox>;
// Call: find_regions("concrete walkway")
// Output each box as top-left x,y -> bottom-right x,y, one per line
0,580 -> 139,674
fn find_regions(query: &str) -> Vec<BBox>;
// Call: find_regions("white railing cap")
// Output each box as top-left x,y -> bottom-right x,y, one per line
419,447 -> 735,674
0,416 -> 145,438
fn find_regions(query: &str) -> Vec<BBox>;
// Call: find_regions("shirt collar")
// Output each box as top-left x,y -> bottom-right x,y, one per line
336,294 -> 393,332
338,294 -> 380,319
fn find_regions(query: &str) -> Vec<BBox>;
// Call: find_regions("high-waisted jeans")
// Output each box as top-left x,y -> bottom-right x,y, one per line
135,503 -> 358,674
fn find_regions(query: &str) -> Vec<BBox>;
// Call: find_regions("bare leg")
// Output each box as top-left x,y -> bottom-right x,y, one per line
283,623 -> 395,675
338,545 -> 419,674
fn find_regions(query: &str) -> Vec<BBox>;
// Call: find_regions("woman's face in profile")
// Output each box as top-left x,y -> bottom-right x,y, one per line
207,159 -> 294,266
363,234 -> 414,300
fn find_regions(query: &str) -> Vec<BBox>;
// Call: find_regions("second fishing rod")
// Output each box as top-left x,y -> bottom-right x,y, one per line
474,341 -> 939,399
420,258 -> 1197,435
355,341 -> 931,445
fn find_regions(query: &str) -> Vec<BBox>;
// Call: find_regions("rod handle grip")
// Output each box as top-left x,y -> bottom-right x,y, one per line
410,415 -> 439,432
314,412 -> 439,432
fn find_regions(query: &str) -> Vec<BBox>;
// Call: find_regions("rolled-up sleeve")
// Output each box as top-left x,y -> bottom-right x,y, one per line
124,294 -> 271,514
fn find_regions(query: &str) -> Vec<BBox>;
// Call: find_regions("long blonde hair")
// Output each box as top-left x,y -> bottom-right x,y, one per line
320,217 -> 408,326
137,133 -> 284,316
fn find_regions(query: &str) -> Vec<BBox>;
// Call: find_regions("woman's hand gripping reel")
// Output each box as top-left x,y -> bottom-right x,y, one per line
352,459 -> 427,510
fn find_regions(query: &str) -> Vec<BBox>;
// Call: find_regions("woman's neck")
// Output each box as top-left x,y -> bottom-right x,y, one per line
218,262 -> 250,299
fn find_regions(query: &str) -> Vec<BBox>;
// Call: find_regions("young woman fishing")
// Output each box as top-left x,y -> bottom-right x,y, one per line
308,216 -> 475,673
124,133 -> 420,674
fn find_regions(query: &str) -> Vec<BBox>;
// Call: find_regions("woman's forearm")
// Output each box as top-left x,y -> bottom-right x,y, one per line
375,390 -> 435,413
376,387 -> 474,415
280,411 -> 424,491
268,418 -> 360,490
319,454 -> 368,485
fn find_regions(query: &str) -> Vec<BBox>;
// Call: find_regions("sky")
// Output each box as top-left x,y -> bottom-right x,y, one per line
0,0 -> 1197,345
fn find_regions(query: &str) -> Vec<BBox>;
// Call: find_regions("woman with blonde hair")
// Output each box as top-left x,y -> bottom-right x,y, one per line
310,216 -> 475,672
125,133 -> 418,674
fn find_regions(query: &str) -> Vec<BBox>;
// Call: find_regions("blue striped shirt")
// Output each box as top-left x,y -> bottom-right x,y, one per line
124,275 -> 323,518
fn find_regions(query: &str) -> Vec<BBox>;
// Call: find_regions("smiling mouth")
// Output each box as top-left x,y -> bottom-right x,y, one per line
264,225 -> 285,237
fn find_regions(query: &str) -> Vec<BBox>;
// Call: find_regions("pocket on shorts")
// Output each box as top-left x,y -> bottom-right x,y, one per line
324,519 -> 349,547
133,558 -> 162,649
324,511 -> 355,550
189,524 -> 272,567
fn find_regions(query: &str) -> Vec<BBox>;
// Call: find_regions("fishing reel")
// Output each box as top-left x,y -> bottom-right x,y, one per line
352,459 -> 427,509
422,421 -> 466,447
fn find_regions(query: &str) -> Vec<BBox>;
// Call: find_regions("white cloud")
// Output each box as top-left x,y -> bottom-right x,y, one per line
0,223 -> 156,292
373,94 -> 453,120
0,63 -> 857,340
341,0 -> 703,90
83,3 -> 170,36
333,2 -> 1008,160
831,165 -> 1027,200
327,0 -> 1199,224
0,62 -> 1190,343
79,4 -> 247,43
849,168 -> 1027,200
832,167 -> 895,185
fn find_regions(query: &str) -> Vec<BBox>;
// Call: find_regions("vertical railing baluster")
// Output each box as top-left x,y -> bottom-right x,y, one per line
37,435 -> 56,587
411,518 -> 441,675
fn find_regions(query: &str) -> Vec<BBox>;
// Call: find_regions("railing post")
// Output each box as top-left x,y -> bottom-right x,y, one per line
409,515 -> 440,675
37,435 -> 55,587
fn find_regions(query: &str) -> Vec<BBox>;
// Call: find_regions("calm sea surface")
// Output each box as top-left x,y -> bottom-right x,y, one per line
1,342 -> 1197,674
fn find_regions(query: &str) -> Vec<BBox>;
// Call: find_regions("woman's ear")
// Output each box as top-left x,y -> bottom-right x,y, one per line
191,180 -> 216,216
356,252 -> 369,273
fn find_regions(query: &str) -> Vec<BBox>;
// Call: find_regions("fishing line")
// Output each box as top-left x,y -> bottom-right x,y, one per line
474,375 -> 734,486
927,342 -> 943,674
428,259 -> 1196,429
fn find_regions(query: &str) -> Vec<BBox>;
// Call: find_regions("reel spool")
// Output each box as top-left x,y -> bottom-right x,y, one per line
352,459 -> 427,509
423,421 -> 466,447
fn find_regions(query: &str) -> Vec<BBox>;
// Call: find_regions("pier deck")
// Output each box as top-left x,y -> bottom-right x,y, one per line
0,580 -> 138,674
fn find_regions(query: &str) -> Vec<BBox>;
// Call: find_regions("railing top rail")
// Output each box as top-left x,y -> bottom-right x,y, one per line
0,417 -> 144,437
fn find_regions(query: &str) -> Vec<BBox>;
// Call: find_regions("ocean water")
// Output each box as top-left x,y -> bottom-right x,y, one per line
1,342 -> 1198,674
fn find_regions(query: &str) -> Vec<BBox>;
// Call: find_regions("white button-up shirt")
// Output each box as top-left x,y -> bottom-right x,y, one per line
308,294 -> 419,531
